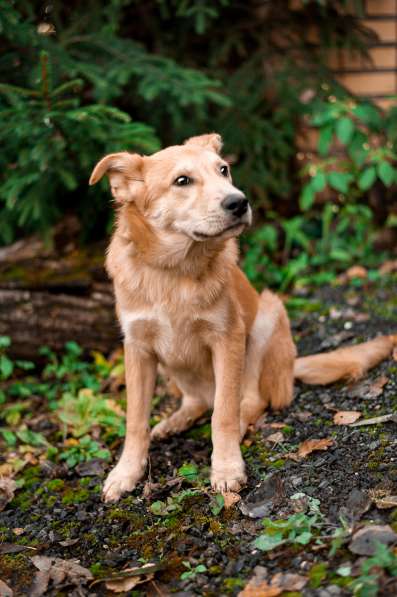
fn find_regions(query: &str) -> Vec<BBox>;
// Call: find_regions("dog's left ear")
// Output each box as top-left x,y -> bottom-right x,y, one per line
184,133 -> 223,154
89,152 -> 143,203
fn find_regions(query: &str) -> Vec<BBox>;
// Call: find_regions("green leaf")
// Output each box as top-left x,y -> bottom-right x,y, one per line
210,493 -> 224,515
0,354 -> 13,379
253,532 -> 285,551
358,166 -> 376,191
336,117 -> 354,145
0,336 -> 11,349
300,184 -> 315,211
178,463 -> 199,481
327,172 -> 351,194
318,125 -> 333,156
377,161 -> 395,187
311,172 -> 326,193
295,530 -> 312,545
0,428 -> 17,446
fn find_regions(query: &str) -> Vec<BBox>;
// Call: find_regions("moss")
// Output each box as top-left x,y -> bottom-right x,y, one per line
223,577 -> 245,591
0,554 -> 33,591
309,562 -> 328,588
45,495 -> 57,508
61,487 -> 90,504
390,508 -> 397,522
282,425 -> 294,436
46,478 -> 65,491
105,508 -> 145,530
269,458 -> 285,469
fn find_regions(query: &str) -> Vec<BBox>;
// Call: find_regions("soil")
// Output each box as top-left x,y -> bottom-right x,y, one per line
0,274 -> 396,596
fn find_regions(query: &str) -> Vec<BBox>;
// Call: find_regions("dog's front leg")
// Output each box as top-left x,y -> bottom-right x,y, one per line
211,328 -> 247,493
103,343 -> 157,502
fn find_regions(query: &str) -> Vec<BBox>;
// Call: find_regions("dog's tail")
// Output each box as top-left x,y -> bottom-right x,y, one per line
294,334 -> 397,385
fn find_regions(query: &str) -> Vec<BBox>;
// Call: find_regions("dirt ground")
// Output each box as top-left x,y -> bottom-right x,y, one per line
0,273 -> 396,596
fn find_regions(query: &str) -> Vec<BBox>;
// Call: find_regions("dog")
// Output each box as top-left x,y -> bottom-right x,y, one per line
90,133 -> 397,502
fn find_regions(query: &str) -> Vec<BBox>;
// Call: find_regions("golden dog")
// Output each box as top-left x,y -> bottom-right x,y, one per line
90,133 -> 396,502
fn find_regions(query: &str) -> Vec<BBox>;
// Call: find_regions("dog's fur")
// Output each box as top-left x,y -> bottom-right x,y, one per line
90,133 -> 397,502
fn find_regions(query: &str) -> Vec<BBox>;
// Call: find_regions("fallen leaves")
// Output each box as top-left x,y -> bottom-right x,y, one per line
350,413 -> 397,427
90,562 -> 162,593
265,431 -> 284,444
349,525 -> 397,556
333,411 -> 361,425
350,375 -> 389,400
30,556 -> 93,597
239,565 -> 308,597
369,489 -> 397,510
0,477 -> 17,511
223,491 -> 241,509
286,438 -> 334,461
105,566 -> 154,593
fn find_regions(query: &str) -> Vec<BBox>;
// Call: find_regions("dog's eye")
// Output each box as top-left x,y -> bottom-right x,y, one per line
220,165 -> 229,177
174,175 -> 192,186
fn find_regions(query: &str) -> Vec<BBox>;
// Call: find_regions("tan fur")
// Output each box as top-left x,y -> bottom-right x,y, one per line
89,134 -> 396,502
294,334 -> 397,385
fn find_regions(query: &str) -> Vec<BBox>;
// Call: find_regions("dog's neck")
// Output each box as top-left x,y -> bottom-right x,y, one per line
115,203 -> 237,278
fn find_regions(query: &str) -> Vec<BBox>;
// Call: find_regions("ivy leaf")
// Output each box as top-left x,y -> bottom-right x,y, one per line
358,166 -> 376,191
336,117 -> 354,145
327,172 -> 351,194
377,161 -> 395,187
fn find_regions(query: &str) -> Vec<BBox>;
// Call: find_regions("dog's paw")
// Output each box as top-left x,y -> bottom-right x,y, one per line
210,459 -> 247,493
102,464 -> 142,503
150,419 -> 171,440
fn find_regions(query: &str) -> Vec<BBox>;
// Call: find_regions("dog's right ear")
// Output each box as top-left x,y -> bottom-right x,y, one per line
89,152 -> 143,203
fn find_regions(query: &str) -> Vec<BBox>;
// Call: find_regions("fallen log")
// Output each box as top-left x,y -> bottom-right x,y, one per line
0,233 -> 120,360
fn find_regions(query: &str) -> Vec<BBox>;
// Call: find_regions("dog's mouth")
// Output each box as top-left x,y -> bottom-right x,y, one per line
192,222 -> 246,241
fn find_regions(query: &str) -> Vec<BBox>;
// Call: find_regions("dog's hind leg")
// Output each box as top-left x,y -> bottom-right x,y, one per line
240,291 -> 296,438
151,394 -> 208,440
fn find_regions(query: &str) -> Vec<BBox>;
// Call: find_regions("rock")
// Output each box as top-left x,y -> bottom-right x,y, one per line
349,525 -> 397,556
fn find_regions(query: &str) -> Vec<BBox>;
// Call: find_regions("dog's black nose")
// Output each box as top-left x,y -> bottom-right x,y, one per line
221,194 -> 249,217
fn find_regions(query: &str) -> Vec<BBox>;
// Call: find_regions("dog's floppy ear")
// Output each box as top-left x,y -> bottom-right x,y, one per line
184,133 -> 223,154
89,152 -> 143,203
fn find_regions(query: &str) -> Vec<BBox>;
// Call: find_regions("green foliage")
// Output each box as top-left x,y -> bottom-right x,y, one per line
180,561 -> 207,581
300,94 -> 397,211
243,203 -> 381,290
254,493 -> 322,551
59,435 -> 111,468
350,543 -> 397,597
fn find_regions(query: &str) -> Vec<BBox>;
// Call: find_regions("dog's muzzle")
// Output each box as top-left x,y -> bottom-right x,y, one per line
221,193 -> 249,219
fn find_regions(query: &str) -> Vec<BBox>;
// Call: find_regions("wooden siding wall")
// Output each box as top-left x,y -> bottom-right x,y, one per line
329,0 -> 397,108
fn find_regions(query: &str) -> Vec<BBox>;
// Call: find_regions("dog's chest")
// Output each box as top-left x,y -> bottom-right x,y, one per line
119,305 -> 224,368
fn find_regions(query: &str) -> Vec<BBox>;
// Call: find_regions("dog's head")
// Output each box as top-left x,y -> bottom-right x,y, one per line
89,133 -> 251,242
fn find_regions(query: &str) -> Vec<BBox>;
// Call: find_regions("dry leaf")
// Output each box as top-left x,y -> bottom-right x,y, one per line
12,528 -> 25,536
372,495 -> 397,509
105,574 -> 153,593
0,477 -> 17,511
266,432 -> 284,444
271,572 -> 308,591
350,413 -> 397,427
239,567 -> 280,597
378,260 -> 397,275
333,411 -> 361,425
298,438 -> 334,458
0,580 -> 13,596
239,582 -> 281,597
350,375 -> 389,400
223,492 -> 241,509
30,556 -> 93,597
104,564 -> 156,593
